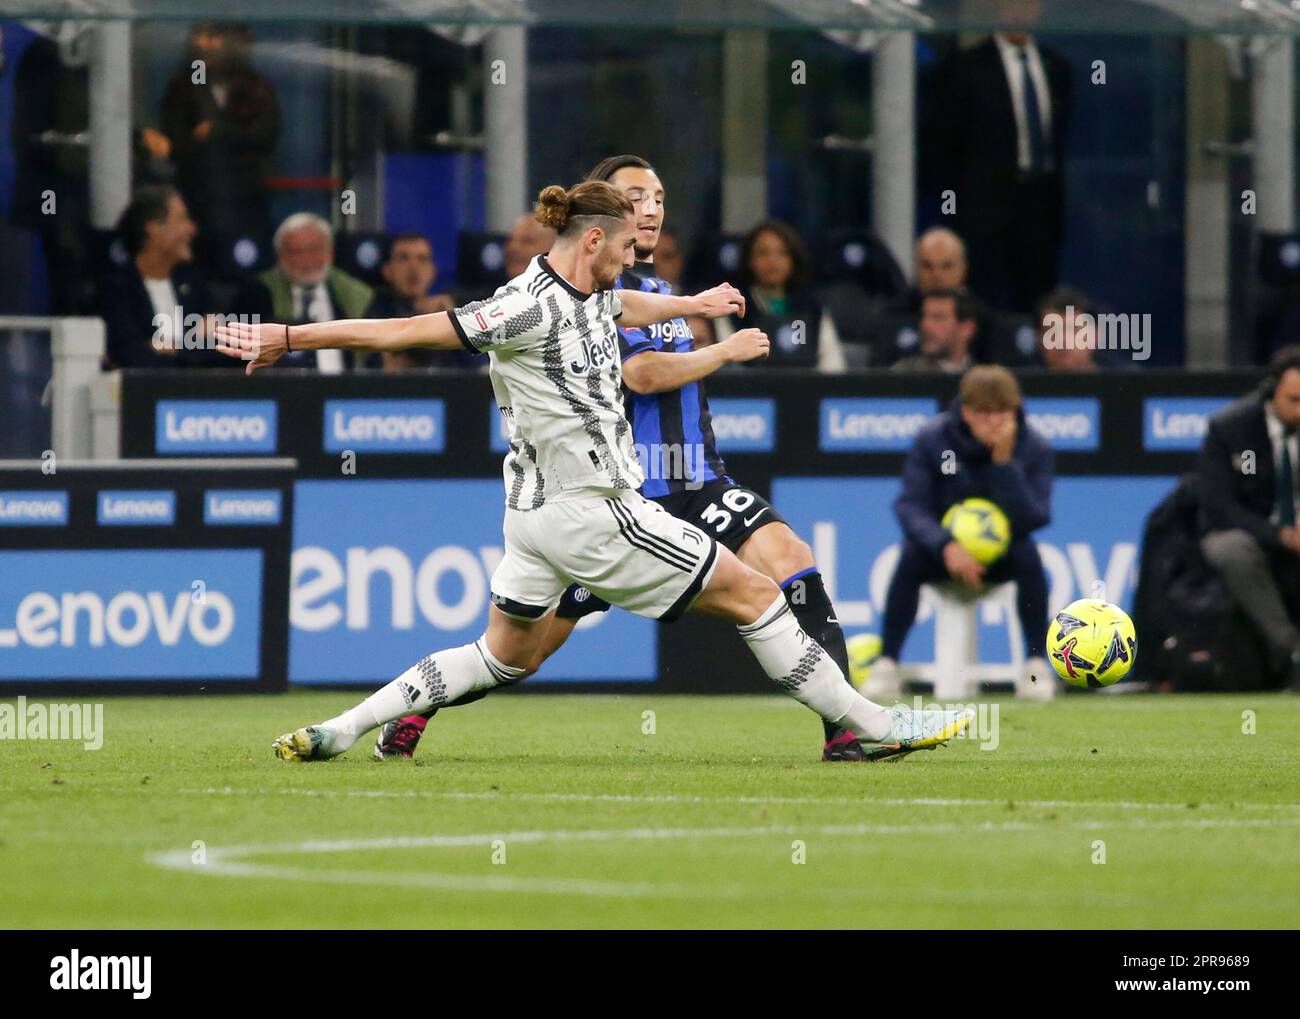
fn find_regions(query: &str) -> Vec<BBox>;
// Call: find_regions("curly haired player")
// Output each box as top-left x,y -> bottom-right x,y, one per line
215,179 -> 971,765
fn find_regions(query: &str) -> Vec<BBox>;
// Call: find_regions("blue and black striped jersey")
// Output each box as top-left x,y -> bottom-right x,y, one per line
615,263 -> 727,497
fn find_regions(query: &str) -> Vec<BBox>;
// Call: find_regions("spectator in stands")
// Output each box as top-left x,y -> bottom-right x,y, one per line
100,185 -> 223,369
1199,345 -> 1300,691
237,212 -> 373,371
1035,285 -> 1100,371
923,0 -> 1071,312
7,24 -> 93,314
870,366 -> 1055,701
364,233 -> 476,371
715,219 -> 845,372
647,229 -> 715,348
892,289 -> 977,373
914,226 -> 967,294
368,233 -> 454,318
652,230 -> 686,288
882,227 -> 1008,366
503,213 -> 557,279
160,23 -> 279,244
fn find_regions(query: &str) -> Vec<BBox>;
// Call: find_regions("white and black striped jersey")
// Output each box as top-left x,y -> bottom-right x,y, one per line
450,255 -> 644,510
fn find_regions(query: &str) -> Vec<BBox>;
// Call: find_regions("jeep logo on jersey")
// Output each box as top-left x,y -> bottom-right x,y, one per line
155,399 -> 278,453
569,332 -> 618,375
323,400 -> 445,453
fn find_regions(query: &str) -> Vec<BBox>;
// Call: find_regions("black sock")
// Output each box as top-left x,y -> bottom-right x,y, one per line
782,569 -> 853,742
417,689 -> 487,721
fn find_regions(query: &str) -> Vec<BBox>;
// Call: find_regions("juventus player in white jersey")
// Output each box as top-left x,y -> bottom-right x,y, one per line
215,180 -> 971,763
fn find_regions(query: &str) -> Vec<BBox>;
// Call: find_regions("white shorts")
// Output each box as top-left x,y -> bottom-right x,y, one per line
490,488 -> 719,623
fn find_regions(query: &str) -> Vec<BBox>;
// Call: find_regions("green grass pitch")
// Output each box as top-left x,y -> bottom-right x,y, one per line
3,691 -> 1297,929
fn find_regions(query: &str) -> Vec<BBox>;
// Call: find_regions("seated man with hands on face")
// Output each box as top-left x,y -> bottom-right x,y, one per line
869,365 -> 1056,701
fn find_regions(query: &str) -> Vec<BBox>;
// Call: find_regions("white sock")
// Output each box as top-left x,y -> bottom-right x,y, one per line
319,639 -> 526,754
738,595 -> 893,742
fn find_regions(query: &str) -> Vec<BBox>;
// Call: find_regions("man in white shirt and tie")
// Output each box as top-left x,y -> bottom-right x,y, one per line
239,212 -> 375,372
924,0 -> 1072,313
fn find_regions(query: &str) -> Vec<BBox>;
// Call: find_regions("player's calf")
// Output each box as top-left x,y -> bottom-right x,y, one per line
274,637 -> 529,762
690,549 -> 893,743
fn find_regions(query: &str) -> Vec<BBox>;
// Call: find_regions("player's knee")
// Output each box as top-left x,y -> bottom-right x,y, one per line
478,636 -> 537,683
773,538 -> 815,582
1201,528 -> 1260,570
743,569 -> 782,614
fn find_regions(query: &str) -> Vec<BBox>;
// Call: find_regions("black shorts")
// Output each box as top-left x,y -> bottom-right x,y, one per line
656,478 -> 786,554
556,478 -> 785,620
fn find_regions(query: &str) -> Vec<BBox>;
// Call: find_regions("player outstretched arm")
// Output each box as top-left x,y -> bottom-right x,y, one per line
214,313 -> 463,375
616,283 -> 745,329
622,327 -> 770,394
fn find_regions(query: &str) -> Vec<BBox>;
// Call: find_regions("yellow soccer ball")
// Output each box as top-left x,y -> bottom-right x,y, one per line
941,498 -> 1011,565
1046,598 -> 1138,688
845,632 -> 882,691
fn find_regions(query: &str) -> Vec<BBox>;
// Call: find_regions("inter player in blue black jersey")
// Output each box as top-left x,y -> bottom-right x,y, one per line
378,155 -> 877,763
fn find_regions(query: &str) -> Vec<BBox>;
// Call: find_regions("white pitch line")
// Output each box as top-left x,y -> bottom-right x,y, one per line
182,786 -> 1300,813
147,817 -> 1300,899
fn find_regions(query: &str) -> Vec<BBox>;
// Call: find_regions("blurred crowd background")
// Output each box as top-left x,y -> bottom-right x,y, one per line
1,4 -> 1297,382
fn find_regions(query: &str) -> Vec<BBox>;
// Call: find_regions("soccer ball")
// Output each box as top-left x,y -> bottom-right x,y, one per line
845,632 -> 882,691
1046,599 -> 1138,688
941,498 -> 1011,565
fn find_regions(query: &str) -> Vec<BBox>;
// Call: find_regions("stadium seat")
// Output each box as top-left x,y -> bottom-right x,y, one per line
817,229 -> 907,298
84,227 -> 132,277
919,581 -> 1024,699
201,230 -> 276,281
683,233 -> 744,290
457,232 -> 510,291
333,232 -> 391,286
1256,231 -> 1300,287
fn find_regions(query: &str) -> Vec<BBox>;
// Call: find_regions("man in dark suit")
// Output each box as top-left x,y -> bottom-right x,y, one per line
159,23 -> 279,243
1199,345 -> 1300,690
234,212 -> 373,371
881,228 -> 1011,366
924,0 -> 1072,313
99,185 -> 225,369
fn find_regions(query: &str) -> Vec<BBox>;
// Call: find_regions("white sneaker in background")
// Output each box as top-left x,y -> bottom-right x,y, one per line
1017,656 -> 1057,701
864,655 -> 903,701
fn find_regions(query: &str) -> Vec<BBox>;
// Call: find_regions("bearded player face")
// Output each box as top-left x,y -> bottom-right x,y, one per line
609,166 -> 665,260
591,212 -> 637,290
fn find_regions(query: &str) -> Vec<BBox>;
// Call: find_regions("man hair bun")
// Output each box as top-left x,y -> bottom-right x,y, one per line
534,185 -> 571,231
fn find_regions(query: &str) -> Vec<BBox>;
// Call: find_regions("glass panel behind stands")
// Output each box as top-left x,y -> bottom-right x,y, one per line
0,3 -> 1294,401
3,2 -> 1298,35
